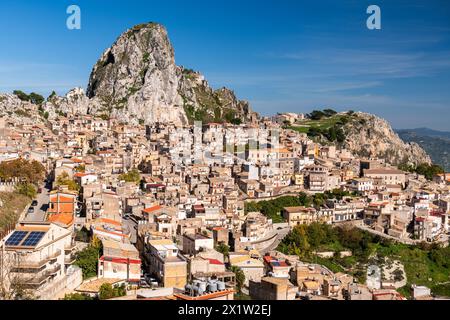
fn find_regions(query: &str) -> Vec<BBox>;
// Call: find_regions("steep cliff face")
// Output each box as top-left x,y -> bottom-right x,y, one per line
44,88 -> 90,118
0,94 -> 43,125
85,22 -> 257,125
86,23 -> 187,125
178,69 -> 256,124
341,112 -> 432,166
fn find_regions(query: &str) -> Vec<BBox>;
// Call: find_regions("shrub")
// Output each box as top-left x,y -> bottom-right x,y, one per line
15,183 -> 37,199
99,283 -> 126,300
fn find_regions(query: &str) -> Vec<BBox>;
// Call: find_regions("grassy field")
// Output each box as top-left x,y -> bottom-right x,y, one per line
288,114 -> 351,133
374,242 -> 450,297
0,192 -> 30,234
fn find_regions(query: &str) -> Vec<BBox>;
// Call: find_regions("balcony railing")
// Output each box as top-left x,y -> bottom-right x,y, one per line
64,254 -> 77,265
19,264 -> 61,289
48,263 -> 61,275
12,250 -> 61,270
48,249 -> 62,261
64,242 -> 77,252
22,274 -> 51,289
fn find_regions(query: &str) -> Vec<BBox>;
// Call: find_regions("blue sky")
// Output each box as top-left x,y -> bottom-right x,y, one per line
0,0 -> 449,130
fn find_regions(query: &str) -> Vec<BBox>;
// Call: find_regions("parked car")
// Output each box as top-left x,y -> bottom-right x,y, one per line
27,207 -> 35,214
31,200 -> 38,207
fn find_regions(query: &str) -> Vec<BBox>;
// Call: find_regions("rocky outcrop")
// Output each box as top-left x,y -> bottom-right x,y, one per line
85,22 -> 257,125
178,69 -> 256,124
86,23 -> 187,125
1,23 -> 258,126
0,94 -> 43,125
341,112 -> 432,166
7,23 -> 257,126
43,88 -> 91,118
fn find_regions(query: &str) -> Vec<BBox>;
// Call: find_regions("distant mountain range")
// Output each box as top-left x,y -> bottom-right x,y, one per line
396,128 -> 450,171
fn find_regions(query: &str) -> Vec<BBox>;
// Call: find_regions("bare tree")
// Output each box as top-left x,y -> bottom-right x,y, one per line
0,242 -> 35,300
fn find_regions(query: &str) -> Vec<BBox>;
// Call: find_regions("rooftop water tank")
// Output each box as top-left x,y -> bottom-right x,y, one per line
217,281 -> 226,291
198,281 -> 207,292
185,284 -> 193,294
208,281 -> 218,293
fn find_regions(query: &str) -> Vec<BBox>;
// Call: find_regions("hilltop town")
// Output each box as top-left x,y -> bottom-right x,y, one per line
0,22 -> 449,302
0,106 -> 449,301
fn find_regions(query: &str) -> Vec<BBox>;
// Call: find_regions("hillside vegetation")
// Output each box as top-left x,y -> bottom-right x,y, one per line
278,223 -> 450,298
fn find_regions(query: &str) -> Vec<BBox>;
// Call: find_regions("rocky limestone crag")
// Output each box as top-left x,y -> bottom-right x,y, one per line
0,94 -> 43,125
178,69 -> 256,124
43,88 -> 91,119
341,112 -> 432,166
85,22 -> 257,125
86,23 -> 187,125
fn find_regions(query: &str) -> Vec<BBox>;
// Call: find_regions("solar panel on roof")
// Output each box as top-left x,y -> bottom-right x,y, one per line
5,231 -> 29,246
21,231 -> 45,247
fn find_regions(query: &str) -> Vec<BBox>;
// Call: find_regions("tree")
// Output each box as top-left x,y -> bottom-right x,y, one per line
0,158 -> 46,184
63,293 -> 94,300
215,243 -> 230,258
307,127 -> 323,138
74,240 -> 102,279
282,225 -> 311,257
75,227 -> 91,243
398,163 -> 444,180
298,192 -> 313,207
326,127 -> 337,142
75,165 -> 86,173
309,110 -> 325,120
0,251 -> 35,300
313,193 -> 326,208
99,283 -> 126,300
415,163 -> 444,180
47,91 -> 57,101
335,128 -> 346,143
99,283 -> 115,300
28,92 -> 45,105
231,118 -> 242,125
119,169 -> 141,185
13,90 -> 29,102
323,109 -> 337,117
306,223 -> 328,248
230,266 -> 245,293
55,172 -> 80,191
15,183 -> 37,199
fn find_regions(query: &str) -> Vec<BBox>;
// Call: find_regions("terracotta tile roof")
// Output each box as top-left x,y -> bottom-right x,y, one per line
142,205 -> 162,214
48,213 -> 74,226
99,218 -> 122,226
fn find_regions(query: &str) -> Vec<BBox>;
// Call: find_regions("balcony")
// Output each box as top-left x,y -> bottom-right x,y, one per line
20,264 -> 61,289
48,263 -> 61,275
12,250 -> 61,270
13,259 -> 48,270
48,249 -> 62,261
22,273 -> 51,289
64,254 -> 77,265
64,242 -> 77,253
